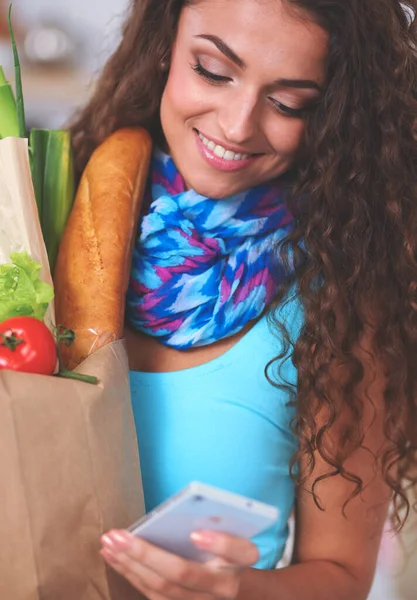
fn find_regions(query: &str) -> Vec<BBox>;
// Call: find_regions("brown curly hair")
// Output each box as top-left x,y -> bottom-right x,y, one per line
71,0 -> 417,527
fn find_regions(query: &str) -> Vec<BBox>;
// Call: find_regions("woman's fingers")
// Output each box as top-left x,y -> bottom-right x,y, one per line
101,530 -> 244,599
101,547 -> 213,600
102,530 -> 212,589
191,531 -> 259,567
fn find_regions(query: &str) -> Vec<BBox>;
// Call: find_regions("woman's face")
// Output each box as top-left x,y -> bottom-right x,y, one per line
160,0 -> 328,198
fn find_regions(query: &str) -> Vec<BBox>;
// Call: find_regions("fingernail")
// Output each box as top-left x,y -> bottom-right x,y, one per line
101,535 -> 115,550
106,530 -> 132,551
190,531 -> 217,547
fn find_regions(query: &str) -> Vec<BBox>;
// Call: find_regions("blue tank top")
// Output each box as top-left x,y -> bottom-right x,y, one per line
129,295 -> 303,569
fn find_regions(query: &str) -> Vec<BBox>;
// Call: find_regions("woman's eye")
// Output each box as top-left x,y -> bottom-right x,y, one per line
269,97 -> 305,119
191,61 -> 232,85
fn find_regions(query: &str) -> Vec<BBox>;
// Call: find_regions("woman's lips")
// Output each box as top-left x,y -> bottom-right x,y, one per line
194,130 -> 261,173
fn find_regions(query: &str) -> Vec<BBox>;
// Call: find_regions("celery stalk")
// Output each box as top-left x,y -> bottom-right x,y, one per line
0,66 -> 19,139
30,129 -> 75,273
8,4 -> 26,138
29,127 -> 47,217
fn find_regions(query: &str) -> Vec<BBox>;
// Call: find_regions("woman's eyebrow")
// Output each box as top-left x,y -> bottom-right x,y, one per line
275,78 -> 321,91
194,34 -> 321,91
195,34 -> 246,69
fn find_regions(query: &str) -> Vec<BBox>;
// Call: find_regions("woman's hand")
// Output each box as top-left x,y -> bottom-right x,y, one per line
100,529 -> 258,600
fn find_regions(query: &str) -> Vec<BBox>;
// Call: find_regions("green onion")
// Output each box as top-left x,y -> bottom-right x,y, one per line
7,4 -> 26,138
30,129 -> 75,273
0,65 -> 19,139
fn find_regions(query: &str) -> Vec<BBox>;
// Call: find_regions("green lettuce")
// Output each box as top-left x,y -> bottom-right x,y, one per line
0,251 -> 54,322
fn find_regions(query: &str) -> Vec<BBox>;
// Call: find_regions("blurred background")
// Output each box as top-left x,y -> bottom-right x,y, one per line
0,0 -> 128,129
0,1 -> 415,598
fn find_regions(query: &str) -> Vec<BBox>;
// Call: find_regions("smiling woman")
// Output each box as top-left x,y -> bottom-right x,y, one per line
70,1 -> 417,599
158,2 -> 327,197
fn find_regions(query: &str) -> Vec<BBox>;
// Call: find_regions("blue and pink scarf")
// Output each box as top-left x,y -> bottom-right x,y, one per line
126,149 -> 293,349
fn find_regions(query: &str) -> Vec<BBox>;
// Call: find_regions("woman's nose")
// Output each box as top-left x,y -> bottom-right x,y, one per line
217,93 -> 260,147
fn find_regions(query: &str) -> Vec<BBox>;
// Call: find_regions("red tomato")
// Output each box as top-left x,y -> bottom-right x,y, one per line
0,317 -> 57,375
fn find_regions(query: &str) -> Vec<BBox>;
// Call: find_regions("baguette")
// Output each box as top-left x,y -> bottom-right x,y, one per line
54,127 -> 152,370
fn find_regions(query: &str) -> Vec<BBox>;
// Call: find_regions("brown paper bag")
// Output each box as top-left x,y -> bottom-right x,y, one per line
0,340 -> 145,600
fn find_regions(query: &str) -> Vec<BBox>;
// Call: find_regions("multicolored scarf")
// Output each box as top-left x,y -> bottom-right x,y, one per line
126,149 -> 293,349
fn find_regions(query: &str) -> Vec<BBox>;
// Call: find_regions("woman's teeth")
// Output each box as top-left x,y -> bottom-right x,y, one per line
198,132 -> 251,161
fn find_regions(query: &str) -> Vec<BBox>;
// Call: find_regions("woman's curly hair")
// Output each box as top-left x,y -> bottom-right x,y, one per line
71,0 -> 417,527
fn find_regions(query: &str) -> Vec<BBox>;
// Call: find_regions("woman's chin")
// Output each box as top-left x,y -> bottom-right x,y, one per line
185,175 -> 250,200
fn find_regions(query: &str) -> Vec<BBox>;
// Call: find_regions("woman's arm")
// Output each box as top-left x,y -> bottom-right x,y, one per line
239,432 -> 390,600
239,331 -> 392,600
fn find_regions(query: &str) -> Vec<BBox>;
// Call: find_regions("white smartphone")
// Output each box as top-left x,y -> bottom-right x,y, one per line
128,482 -> 279,562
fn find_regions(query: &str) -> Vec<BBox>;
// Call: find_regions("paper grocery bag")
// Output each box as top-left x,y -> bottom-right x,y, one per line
0,340 -> 145,600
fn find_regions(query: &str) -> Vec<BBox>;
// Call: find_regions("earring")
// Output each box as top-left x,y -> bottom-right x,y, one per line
400,2 -> 416,27
160,53 -> 170,72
